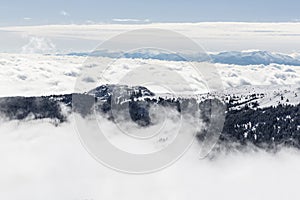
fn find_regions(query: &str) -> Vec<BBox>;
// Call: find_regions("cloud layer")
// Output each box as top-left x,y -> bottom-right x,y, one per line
1,117 -> 300,200
2,23 -> 300,53
0,53 -> 299,97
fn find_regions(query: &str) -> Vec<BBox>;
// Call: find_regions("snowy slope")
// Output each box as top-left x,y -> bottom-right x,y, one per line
220,84 -> 300,109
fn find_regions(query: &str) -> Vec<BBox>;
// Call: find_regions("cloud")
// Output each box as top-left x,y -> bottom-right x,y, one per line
0,53 -> 299,97
85,20 -> 95,24
82,76 -> 95,83
21,36 -> 56,54
0,53 -> 84,97
60,10 -> 70,16
112,18 -> 150,23
2,22 -> 300,53
0,115 -> 300,200
23,17 -> 32,20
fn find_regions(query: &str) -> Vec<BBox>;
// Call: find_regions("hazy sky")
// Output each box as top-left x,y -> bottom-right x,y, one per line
1,0 -> 300,26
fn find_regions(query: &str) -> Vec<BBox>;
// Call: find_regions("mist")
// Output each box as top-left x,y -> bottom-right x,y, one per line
1,114 -> 300,200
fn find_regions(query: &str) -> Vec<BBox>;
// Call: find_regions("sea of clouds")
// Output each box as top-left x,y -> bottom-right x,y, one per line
1,23 -> 300,200
0,53 -> 299,97
1,115 -> 300,200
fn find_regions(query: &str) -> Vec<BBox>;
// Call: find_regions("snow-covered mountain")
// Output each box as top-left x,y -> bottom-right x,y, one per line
67,50 -> 300,66
88,84 -> 155,100
219,84 -> 300,109
211,51 -> 300,66
0,84 -> 299,151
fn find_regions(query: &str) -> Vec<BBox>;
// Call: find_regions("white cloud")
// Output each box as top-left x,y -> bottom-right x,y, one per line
60,10 -> 70,16
23,17 -> 32,20
0,53 -> 84,97
112,18 -> 150,23
85,20 -> 95,24
0,53 -> 299,97
2,22 -> 300,53
0,116 -> 300,200
21,37 -> 56,54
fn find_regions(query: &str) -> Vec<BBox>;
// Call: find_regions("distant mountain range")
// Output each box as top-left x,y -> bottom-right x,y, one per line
66,50 -> 300,66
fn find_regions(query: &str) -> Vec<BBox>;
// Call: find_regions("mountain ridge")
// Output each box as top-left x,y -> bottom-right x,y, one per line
0,84 -> 299,152
66,50 -> 300,66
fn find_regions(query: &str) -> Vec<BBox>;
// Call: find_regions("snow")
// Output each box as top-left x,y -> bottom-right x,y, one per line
67,49 -> 300,66
222,84 -> 300,108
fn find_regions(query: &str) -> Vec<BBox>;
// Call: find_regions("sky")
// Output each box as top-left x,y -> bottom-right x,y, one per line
1,0 -> 300,26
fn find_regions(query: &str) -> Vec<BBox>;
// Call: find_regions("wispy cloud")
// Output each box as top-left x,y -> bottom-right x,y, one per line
85,20 -> 95,24
23,17 -> 32,20
21,36 -> 56,54
60,10 -> 70,17
112,18 -> 150,23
